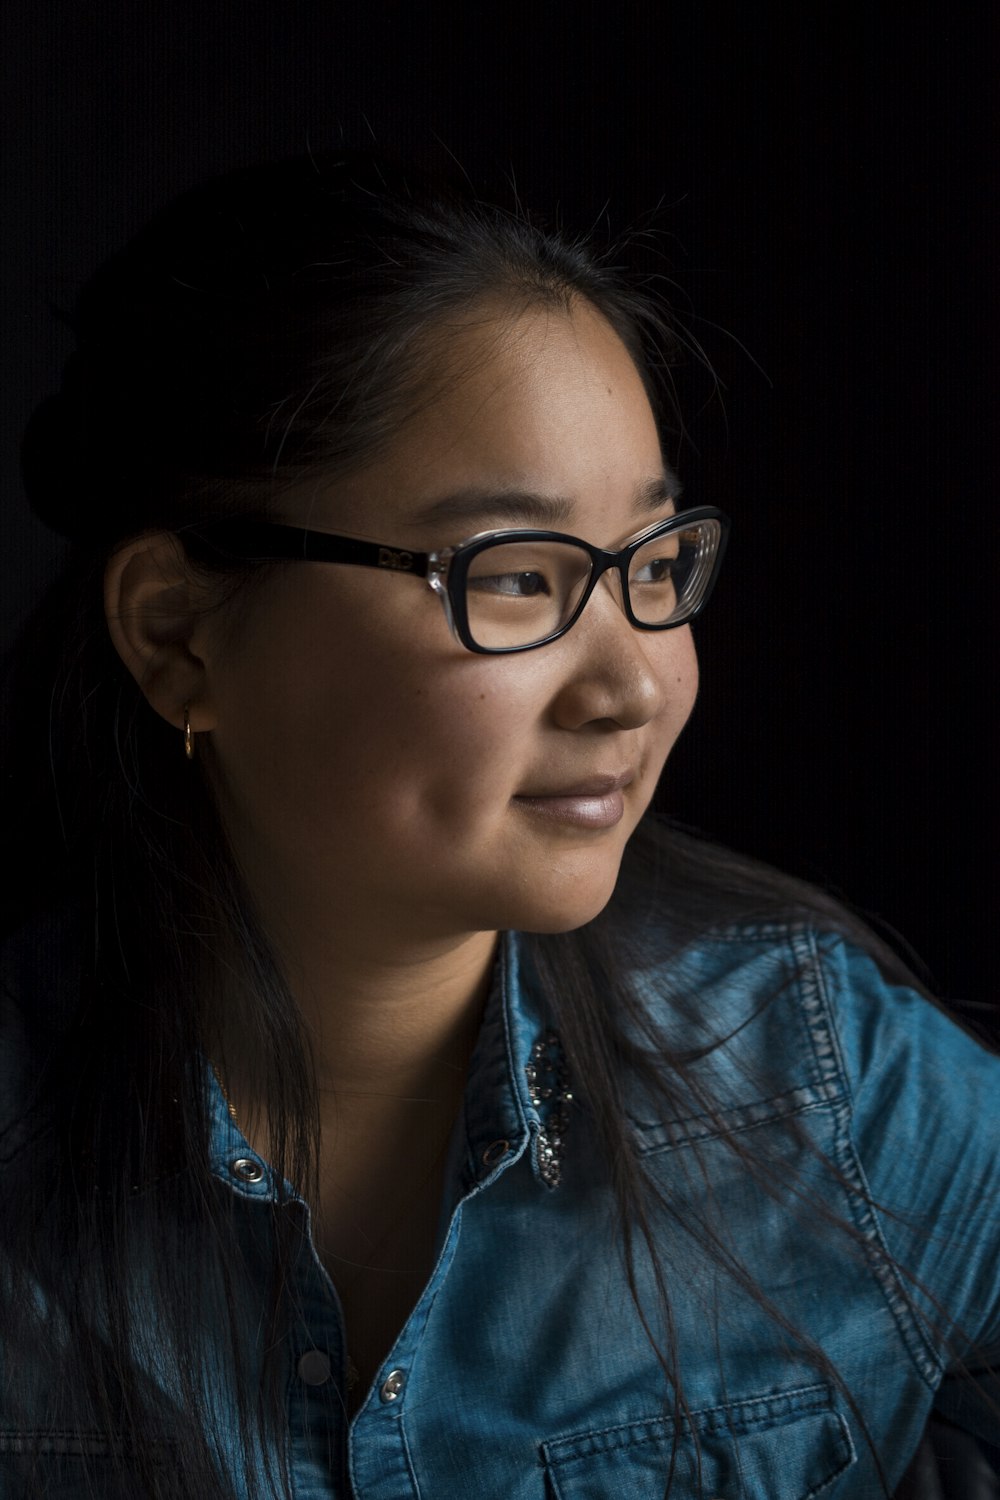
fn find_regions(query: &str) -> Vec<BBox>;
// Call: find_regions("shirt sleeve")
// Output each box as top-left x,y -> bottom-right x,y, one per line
818,935 -> 1000,1446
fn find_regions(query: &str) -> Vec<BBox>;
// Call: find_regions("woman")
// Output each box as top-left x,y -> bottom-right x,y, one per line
1,151 -> 997,1499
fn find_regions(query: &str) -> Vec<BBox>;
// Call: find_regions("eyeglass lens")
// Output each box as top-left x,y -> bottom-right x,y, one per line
463,519 -> 720,650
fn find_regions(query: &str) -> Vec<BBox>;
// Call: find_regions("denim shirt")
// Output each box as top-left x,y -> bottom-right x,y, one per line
2,921 -> 999,1498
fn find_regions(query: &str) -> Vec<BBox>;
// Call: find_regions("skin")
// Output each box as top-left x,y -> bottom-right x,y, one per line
105,296 -> 699,1379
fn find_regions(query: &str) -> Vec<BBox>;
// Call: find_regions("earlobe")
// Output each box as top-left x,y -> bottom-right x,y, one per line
104,533 -> 217,733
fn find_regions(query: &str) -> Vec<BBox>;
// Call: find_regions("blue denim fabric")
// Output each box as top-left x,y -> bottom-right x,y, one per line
2,922 -> 999,1498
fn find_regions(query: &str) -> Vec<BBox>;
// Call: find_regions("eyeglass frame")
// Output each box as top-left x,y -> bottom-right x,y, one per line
187,505 -> 730,655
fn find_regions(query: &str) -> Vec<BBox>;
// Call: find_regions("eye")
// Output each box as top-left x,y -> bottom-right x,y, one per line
631,555 -> 677,585
468,570 -> 552,597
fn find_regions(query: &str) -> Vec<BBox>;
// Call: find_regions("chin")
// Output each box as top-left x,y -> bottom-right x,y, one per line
491,869 -> 622,936
517,906 -> 613,936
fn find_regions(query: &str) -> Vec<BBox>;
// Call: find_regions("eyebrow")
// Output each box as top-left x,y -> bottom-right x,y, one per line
409,468 -> 683,531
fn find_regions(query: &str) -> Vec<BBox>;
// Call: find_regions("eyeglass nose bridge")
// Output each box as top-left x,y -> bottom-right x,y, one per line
560,549 -> 628,633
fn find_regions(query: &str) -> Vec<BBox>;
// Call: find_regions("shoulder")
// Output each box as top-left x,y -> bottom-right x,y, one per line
627,919 -> 1000,1358
626,918 -> 999,1102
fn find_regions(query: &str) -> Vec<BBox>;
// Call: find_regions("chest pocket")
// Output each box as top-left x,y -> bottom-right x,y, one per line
541,1383 -> 855,1499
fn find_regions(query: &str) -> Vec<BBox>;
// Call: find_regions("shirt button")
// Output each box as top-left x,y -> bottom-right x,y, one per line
380,1369 -> 406,1403
297,1350 -> 331,1386
230,1157 -> 265,1184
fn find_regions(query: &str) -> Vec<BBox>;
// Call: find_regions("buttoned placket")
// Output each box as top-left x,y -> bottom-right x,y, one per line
202,933 -> 568,1499
347,935 -> 558,1499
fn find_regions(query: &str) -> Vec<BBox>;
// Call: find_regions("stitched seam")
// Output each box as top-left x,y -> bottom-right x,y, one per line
791,928 -> 845,1092
544,1380 -> 836,1452
543,1404 -> 854,1495
687,918 -> 818,946
630,1082 -> 843,1155
805,937 -> 944,1386
803,1412 -> 856,1497
398,1412 -> 423,1500
0,1429 -> 176,1459
831,1095 -> 942,1387
500,934 -> 535,1136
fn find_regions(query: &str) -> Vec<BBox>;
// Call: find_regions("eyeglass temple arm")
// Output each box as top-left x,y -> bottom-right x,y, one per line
186,521 -> 435,578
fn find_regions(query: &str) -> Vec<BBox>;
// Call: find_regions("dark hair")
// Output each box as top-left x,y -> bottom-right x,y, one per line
19,152 -> 678,549
1,150 -> 991,1498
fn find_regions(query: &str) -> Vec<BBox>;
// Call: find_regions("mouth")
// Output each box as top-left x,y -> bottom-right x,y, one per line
512,771 -> 634,830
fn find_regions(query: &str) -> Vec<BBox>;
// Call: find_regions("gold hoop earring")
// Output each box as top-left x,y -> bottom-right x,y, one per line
183,705 -> 195,761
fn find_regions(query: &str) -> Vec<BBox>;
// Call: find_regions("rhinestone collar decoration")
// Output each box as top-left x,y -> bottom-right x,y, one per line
524,1029 -> 573,1188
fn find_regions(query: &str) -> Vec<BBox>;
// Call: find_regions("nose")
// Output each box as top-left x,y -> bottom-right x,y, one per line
547,575 -> 674,732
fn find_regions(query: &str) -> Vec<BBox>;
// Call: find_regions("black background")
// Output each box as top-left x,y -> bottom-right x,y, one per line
2,3 -> 995,1005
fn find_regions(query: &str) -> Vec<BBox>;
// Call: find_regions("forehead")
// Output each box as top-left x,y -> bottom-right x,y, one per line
291,299 -> 667,538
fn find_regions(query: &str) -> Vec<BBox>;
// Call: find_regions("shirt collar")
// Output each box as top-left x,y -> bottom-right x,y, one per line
203,930 -> 573,1201
456,931 -> 573,1194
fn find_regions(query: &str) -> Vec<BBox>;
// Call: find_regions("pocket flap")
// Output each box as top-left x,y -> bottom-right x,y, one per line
541,1383 -> 855,1499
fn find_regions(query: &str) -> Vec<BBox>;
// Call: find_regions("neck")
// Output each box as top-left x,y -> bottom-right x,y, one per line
202,791 -> 500,1141
207,913 -> 498,1139
285,925 -> 498,1097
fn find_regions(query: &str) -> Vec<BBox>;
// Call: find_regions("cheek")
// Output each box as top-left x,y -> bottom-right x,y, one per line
677,635 -> 700,718
208,581 -> 535,830
637,632 -> 699,794
654,628 -> 699,737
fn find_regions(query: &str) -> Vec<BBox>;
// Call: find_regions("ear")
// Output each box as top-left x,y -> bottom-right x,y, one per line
104,532 -> 219,734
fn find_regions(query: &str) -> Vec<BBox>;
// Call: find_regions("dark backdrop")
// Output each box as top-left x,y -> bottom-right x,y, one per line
2,2 -> 995,1006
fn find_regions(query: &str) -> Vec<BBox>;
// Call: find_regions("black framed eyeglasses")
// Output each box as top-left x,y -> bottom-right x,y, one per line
189,506 -> 729,655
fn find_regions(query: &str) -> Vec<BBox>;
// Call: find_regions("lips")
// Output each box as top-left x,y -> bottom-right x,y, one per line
514,771 -> 634,800
512,771 -> 634,830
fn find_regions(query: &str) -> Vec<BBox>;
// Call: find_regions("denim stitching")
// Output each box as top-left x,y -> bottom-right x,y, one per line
802,931 -> 943,1387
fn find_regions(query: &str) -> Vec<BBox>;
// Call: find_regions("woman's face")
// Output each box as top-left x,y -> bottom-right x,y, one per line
202,299 -> 699,948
